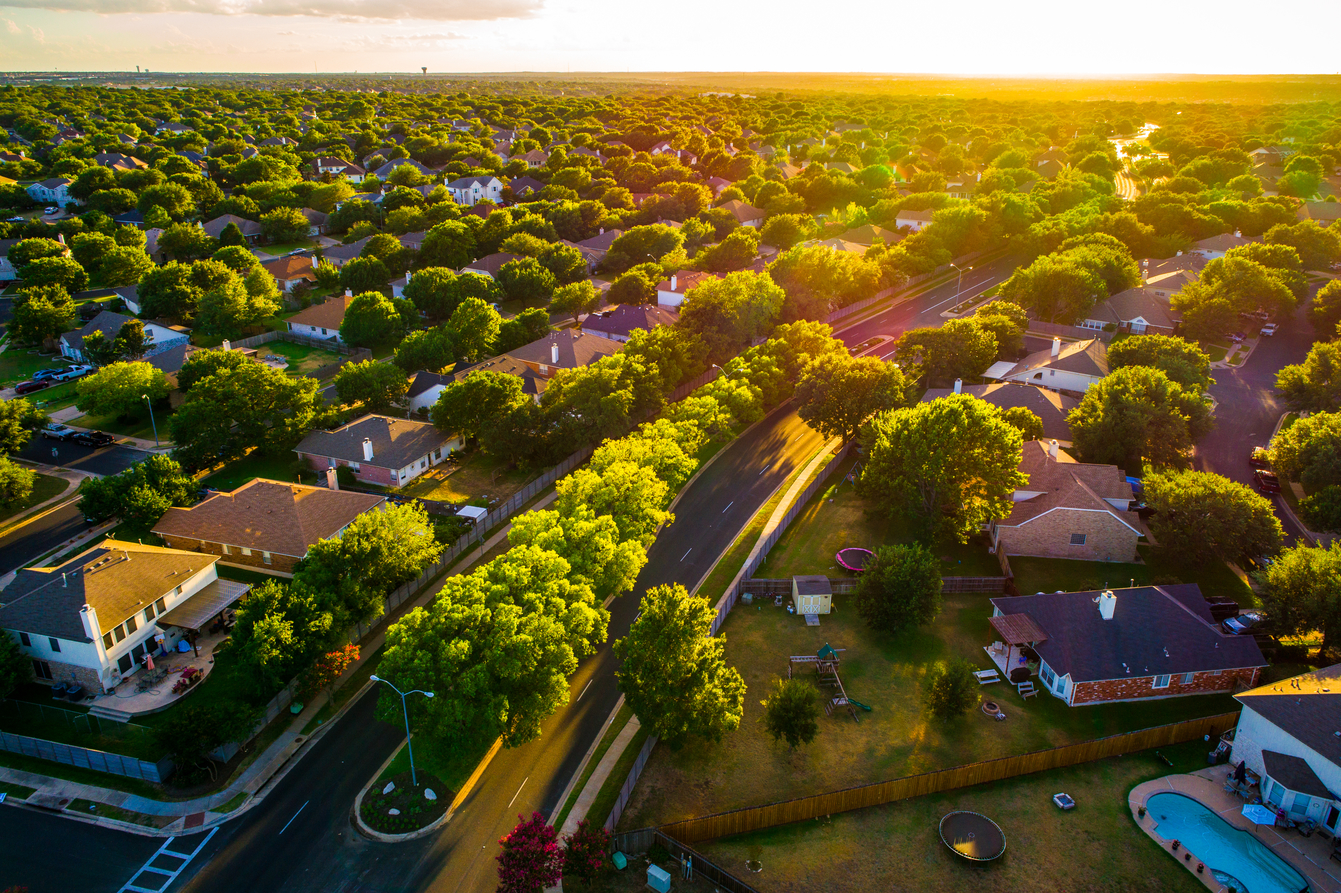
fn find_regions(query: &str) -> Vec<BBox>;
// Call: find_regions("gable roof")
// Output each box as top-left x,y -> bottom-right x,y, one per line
59,310 -> 138,352
1236,664 -> 1341,769
261,254 -> 316,281
718,199 -> 765,224
1000,338 -> 1109,381
406,370 -> 452,400
921,383 -> 1078,443
656,270 -> 719,295
0,540 -> 219,641
576,229 -> 622,251
462,252 -> 522,277
990,585 -> 1266,683
1194,232 -> 1253,253
895,208 -> 936,222
581,304 -> 679,339
295,414 -> 456,470
999,441 -> 1142,532
508,175 -> 545,195
1261,750 -> 1336,799
322,237 -> 372,263
1099,287 -> 1181,330
843,224 -> 902,245
153,479 -> 385,558
506,330 -> 624,370
286,294 -> 354,331
202,214 -> 262,239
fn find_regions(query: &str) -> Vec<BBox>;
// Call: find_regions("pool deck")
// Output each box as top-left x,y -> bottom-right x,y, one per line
1130,767 -> 1341,893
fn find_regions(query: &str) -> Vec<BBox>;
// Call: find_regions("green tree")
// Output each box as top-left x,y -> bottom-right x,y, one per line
602,224 -> 684,273
446,297 -> 502,362
1144,469 -> 1283,565
795,352 -> 908,444
507,505 -> 646,601
417,220 -> 477,269
606,270 -> 656,306
217,221 -> 247,248
0,398 -> 42,456
1310,280 -> 1341,337
170,362 -> 319,469
431,371 -> 527,442
1277,341 -> 1341,413
923,659 -> 979,719
1300,487 -> 1341,533
972,301 -> 1029,358
759,676 -> 820,750
999,406 -> 1045,441
1173,256 -> 1296,340
0,456 -> 36,509
1255,542 -> 1341,655
497,257 -> 557,307
176,347 -> 250,393
153,701 -> 259,784
695,226 -> 761,273
402,267 -> 460,323
861,395 -> 1027,542
0,623 -> 28,700
8,285 -> 74,347
678,271 -> 786,361
549,280 -> 600,325
334,360 -> 409,413
20,256 -> 87,293
339,255 -> 390,293
854,543 -> 943,633
1107,334 -> 1214,391
1068,365 -> 1214,469
196,274 -> 278,338
495,307 -> 552,354
9,238 -> 66,269
1266,220 -> 1341,271
613,584 -> 746,748
74,362 -> 170,420
393,326 -> 456,374
260,206 -> 310,243
137,182 -> 195,220
338,291 -> 414,350
76,454 -> 196,530
1268,411 -> 1341,492
889,318 -> 999,387
1000,252 -> 1104,323
158,223 -> 216,261
70,232 -> 116,276
98,246 -> 154,287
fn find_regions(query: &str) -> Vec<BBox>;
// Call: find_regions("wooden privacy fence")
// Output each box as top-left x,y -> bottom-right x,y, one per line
743,576 -> 1007,596
659,711 -> 1239,843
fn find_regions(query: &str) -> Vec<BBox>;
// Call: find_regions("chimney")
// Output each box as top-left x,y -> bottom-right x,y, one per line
326,467 -> 339,491
1051,336 -> 1061,358
1048,439 -> 1059,460
671,274 -> 677,291
222,339 -> 231,351
1175,250 -> 1183,257
57,233 -> 66,245
953,378 -> 962,394
1098,589 -> 1117,621
345,288 -> 353,297
1141,260 -> 1148,285
599,227 -> 604,235
362,437 -> 374,462
81,605 -> 100,643
1234,230 -> 1241,238
551,340 -> 559,364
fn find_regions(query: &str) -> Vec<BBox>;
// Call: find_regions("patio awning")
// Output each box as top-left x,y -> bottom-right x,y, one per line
1263,750 -> 1337,801
156,579 -> 250,631
990,613 -> 1049,645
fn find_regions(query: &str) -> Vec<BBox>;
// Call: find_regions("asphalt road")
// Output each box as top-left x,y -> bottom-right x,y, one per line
14,439 -> 154,477
0,501 -> 87,575
171,401 -> 827,893
0,801 -> 161,893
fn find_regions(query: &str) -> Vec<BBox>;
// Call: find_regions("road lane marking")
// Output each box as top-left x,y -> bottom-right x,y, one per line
508,777 -> 528,809
118,827 -> 218,893
279,800 -> 309,835
576,679 -> 592,702
681,548 -> 692,561
721,501 -> 733,513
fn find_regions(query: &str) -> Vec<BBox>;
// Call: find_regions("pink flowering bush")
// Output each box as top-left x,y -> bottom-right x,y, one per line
496,812 -> 561,893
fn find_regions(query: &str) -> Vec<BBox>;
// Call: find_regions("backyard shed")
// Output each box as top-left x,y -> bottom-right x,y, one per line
793,575 -> 832,615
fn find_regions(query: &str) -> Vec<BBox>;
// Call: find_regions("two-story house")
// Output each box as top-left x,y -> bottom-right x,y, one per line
447,176 -> 504,206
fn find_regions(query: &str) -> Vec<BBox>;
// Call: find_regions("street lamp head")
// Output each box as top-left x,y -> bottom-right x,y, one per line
424,692 -> 435,698
369,675 -> 381,682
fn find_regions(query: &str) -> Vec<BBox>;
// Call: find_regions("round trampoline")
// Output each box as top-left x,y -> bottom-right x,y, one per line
939,811 -> 1006,862
835,548 -> 875,573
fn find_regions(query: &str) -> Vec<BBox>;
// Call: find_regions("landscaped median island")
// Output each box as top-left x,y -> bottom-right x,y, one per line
359,769 -> 449,835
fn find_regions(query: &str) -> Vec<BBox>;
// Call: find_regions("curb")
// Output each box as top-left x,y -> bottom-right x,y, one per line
547,694 -> 626,829
1266,412 -> 1324,548
352,736 -> 503,843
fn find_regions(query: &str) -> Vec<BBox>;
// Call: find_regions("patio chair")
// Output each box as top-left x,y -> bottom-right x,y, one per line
1017,681 -> 1038,699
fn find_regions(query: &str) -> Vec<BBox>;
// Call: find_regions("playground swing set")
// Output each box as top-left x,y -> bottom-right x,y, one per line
788,643 -> 873,722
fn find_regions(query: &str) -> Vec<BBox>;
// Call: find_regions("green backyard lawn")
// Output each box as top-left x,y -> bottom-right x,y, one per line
617,595 -> 1237,830
200,450 -> 318,491
1009,548 -> 1253,606
399,449 -> 535,506
257,340 -> 344,378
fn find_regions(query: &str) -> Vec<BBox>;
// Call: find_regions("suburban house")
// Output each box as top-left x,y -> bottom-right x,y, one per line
447,175 -> 504,206
320,236 -> 371,269
921,381 -> 1078,445
1081,287 -> 1182,335
581,304 -> 680,343
406,371 -> 452,413
461,251 -> 522,279
656,270 -> 719,308
984,337 -> 1108,394
26,177 -> 74,206
0,540 -> 250,694
517,149 -> 548,168
262,255 -> 318,293
371,158 -> 435,182
1297,201 -> 1341,225
986,584 -> 1266,706
295,414 -> 462,487
300,208 -> 329,237
508,175 -> 546,197
286,294 -> 354,342
454,330 -> 624,400
59,311 -> 187,363
1230,665 -> 1341,833
843,224 -> 902,246
989,440 -> 1145,561
93,152 -> 148,172
718,199 -> 766,228
153,479 -> 386,575
312,157 -> 366,183
202,214 -> 263,244
1143,267 -> 1199,301
895,208 -> 936,231
1192,231 -> 1254,260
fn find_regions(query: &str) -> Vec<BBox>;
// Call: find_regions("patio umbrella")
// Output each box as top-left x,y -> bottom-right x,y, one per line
144,653 -> 154,671
1243,804 -> 1276,827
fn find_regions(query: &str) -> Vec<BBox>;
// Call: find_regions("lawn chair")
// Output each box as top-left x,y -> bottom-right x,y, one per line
973,669 -> 1002,685
1016,680 -> 1039,699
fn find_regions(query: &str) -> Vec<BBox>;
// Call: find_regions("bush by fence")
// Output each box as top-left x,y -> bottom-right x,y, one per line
658,711 -> 1238,843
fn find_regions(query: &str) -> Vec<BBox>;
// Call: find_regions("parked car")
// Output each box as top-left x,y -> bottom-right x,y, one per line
13,380 -> 50,395
41,423 -> 77,441
43,206 -> 59,215
52,365 -> 93,382
1249,447 -> 1271,469
1254,470 -> 1282,494
1223,612 -> 1264,635
31,368 -> 66,381
1260,323 -> 1278,337
72,430 -> 116,448
5,215 -> 23,223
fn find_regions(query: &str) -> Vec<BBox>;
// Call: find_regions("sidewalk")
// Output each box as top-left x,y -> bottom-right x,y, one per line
559,715 -> 640,837
0,490 -> 557,835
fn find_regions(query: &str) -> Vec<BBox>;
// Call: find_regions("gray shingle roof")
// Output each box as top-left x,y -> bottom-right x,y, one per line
921,383 -> 1078,442
295,414 -> 455,470
1236,664 -> 1341,769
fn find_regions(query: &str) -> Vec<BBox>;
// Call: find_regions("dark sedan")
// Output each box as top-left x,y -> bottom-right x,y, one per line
13,380 -> 50,395
72,431 -> 117,448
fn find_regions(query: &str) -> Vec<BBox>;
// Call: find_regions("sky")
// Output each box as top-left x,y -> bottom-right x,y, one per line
1,0 -> 1340,75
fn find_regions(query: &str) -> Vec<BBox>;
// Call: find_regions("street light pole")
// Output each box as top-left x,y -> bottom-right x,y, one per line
141,394 -> 159,447
370,675 -> 434,787
950,263 -> 973,305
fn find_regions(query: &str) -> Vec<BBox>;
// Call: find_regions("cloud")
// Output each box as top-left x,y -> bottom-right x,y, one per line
0,0 -> 541,21
338,30 -> 466,48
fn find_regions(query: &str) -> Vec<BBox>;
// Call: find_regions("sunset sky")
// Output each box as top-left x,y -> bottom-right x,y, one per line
2,0 -> 1340,74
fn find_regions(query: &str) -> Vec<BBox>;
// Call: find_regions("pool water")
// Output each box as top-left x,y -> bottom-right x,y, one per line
1146,792 -> 1308,893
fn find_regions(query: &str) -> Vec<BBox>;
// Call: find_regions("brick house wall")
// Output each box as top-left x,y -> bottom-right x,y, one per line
34,660 -> 102,691
157,534 -> 300,574
1070,666 -> 1260,705
298,453 -> 395,487
995,509 -> 1139,562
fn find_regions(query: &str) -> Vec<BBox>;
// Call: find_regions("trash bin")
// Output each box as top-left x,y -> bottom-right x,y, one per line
647,864 -> 671,893
611,851 -> 627,870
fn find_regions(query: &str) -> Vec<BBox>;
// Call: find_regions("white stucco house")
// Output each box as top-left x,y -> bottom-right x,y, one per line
26,177 -> 74,206
0,540 -> 249,694
895,208 -> 936,231
1230,664 -> 1341,835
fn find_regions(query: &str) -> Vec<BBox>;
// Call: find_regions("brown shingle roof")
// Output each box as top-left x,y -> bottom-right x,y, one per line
1002,338 -> 1109,380
921,383 -> 1077,443
999,442 -> 1142,532
580,304 -> 679,339
262,255 -> 316,281
152,479 -> 385,558
202,214 -> 262,239
718,199 -> 765,224
989,612 -> 1049,645
286,294 -> 354,331
505,330 -> 623,370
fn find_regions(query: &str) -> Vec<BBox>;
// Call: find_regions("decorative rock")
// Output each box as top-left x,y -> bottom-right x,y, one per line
424,789 -> 437,801
383,782 -> 396,795
388,808 -> 401,816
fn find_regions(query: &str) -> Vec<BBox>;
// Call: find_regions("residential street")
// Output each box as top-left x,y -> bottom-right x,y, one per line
0,802 -> 162,893
0,501 -> 87,575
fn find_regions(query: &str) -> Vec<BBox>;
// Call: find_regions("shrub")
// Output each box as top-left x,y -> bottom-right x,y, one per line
923,659 -> 979,719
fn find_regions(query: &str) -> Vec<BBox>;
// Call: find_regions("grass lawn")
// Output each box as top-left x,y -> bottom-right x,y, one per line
0,345 -> 66,387
696,739 -> 1210,893
0,750 -> 162,799
26,379 -> 81,412
617,596 -> 1238,830
261,240 -> 317,256
71,408 -> 161,441
377,732 -> 495,795
71,797 -> 175,829
134,648 -> 283,732
399,449 -> 536,506
257,340 -> 344,378
754,453 -> 1004,581
1200,341 -> 1229,363
0,698 -> 163,761
1009,546 -> 1253,606
0,472 -> 70,526
554,702 -> 634,830
0,780 -> 37,799
200,450 -> 317,490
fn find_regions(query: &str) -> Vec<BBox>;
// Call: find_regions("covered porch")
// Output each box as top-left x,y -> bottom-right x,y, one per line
984,612 -> 1048,682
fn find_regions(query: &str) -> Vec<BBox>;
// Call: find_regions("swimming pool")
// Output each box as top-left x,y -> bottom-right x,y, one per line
1146,792 -> 1308,893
